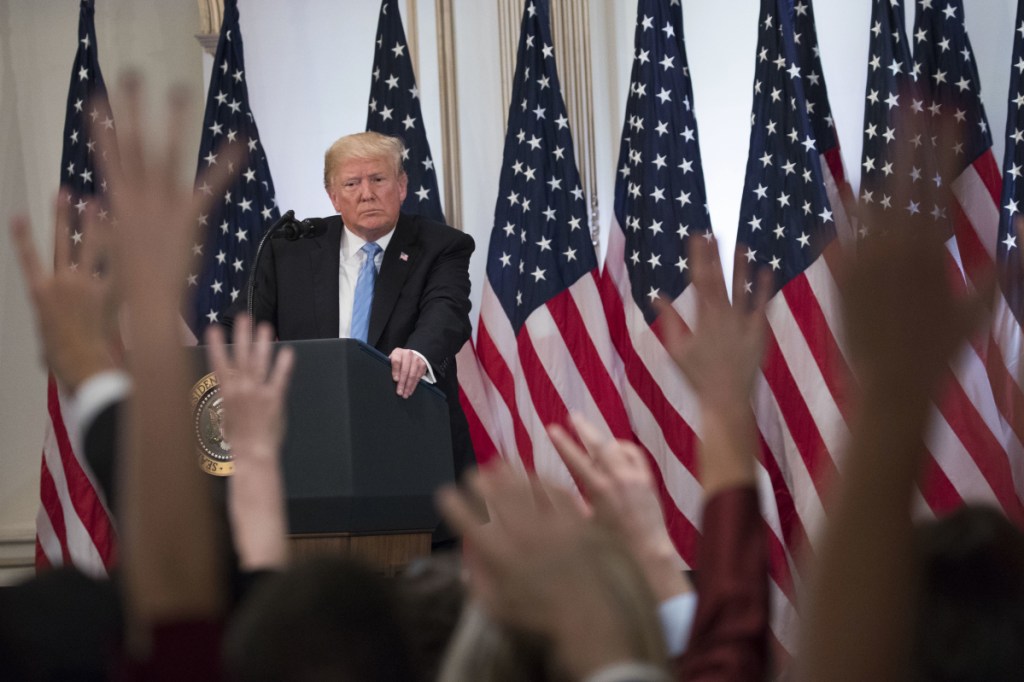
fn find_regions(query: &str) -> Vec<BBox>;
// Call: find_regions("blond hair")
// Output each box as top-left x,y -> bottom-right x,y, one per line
323,131 -> 406,188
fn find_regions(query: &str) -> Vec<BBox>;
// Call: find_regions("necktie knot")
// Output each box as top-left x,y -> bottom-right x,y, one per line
362,241 -> 382,259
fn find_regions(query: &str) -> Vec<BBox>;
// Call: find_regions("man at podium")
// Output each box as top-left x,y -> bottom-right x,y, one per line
249,131 -> 476,481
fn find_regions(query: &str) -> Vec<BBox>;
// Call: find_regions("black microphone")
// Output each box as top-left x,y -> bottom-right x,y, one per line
275,216 -> 328,240
265,209 -> 296,236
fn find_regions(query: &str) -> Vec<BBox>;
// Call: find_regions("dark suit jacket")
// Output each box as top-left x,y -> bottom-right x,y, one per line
249,212 -> 476,479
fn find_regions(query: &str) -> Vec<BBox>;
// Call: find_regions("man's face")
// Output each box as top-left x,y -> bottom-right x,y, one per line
326,156 -> 408,242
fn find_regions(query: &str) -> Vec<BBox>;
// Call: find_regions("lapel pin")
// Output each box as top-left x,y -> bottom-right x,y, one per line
400,252 -> 409,261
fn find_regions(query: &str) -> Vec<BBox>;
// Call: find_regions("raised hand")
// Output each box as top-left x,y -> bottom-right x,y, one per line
437,464 -> 667,678
206,316 -> 294,570
656,235 -> 772,413
10,193 -> 116,392
549,415 -> 689,602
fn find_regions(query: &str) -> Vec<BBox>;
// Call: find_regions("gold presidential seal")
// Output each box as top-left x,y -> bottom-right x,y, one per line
191,371 -> 234,476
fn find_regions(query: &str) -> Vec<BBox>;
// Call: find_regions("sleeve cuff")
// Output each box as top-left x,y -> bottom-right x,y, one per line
69,369 -> 131,452
659,591 -> 698,657
409,350 -> 437,384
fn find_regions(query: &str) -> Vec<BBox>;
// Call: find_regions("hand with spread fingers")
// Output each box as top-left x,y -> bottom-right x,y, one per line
655,235 -> 772,415
437,463 -> 668,679
655,235 -> 771,496
90,74 -> 242,302
206,316 -> 294,571
548,415 -> 690,603
10,194 -> 117,393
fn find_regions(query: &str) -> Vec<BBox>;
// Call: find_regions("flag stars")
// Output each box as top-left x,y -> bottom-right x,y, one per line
1004,234 -> 1018,251
232,69 -> 244,83
232,258 -> 245,272
78,66 -> 89,81
769,256 -> 781,271
531,266 -> 546,282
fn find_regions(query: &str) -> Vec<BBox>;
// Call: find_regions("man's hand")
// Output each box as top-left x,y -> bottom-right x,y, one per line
10,193 -> 116,393
389,347 -> 427,398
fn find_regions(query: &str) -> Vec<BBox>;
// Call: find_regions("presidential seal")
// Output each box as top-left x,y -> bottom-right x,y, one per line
191,371 -> 234,476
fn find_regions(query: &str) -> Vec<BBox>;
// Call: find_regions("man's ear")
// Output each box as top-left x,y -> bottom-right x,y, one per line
397,172 -> 408,203
326,184 -> 343,214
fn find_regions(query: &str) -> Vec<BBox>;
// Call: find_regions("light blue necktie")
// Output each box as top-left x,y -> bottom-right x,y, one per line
350,241 -> 382,342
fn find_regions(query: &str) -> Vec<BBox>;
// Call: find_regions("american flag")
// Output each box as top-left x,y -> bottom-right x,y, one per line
365,0 -> 444,222
35,0 -> 116,576
791,0 -> 856,245
914,0 -> 1024,517
861,0 -> 1024,523
733,0 -> 849,651
597,0 -> 709,581
189,0 -> 279,335
996,0 -> 1024,436
472,0 -> 631,485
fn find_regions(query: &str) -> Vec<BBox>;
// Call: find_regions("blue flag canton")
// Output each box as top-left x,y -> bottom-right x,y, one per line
191,0 -> 279,333
486,0 -> 592,332
997,4 -> 1024,323
791,0 -> 840,154
60,1 -> 112,245
912,0 -> 992,173
366,0 -> 444,222
858,0 -> 948,233
614,0 -> 711,323
735,0 -> 835,294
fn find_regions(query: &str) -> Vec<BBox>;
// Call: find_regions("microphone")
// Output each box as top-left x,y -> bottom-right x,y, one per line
247,210 -> 328,336
275,216 -> 328,240
265,209 -> 296,236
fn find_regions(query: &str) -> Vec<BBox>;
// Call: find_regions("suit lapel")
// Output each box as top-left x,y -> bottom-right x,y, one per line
368,214 -> 419,347
310,216 -> 342,337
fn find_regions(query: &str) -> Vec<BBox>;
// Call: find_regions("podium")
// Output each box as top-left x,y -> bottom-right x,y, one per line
191,338 -> 454,574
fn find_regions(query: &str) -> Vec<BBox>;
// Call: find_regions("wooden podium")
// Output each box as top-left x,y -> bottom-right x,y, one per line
193,339 -> 454,576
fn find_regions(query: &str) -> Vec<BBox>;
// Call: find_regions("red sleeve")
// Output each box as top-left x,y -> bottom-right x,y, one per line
677,486 -> 768,682
117,619 -> 224,682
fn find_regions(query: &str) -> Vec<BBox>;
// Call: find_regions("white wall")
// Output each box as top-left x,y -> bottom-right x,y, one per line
0,0 -> 1017,577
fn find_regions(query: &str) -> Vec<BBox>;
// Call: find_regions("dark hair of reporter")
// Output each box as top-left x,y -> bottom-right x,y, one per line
0,567 -> 121,681
911,504 -> 1024,682
224,556 -> 417,682
393,553 -> 467,681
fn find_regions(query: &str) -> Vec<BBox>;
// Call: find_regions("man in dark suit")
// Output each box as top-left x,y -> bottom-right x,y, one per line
249,131 -> 476,480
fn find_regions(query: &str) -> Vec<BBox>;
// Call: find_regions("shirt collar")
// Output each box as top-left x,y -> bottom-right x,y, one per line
340,222 -> 396,261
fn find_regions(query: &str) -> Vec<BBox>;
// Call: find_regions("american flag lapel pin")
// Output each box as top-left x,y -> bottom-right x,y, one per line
400,252 -> 409,261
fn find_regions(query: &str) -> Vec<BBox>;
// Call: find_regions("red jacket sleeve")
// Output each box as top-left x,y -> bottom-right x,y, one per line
677,486 -> 769,682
